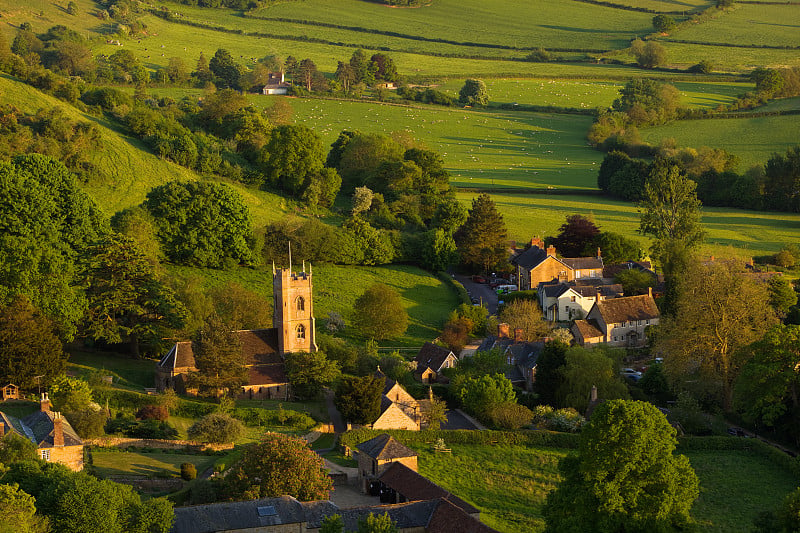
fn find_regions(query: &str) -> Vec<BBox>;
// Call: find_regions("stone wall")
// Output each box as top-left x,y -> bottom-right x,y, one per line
48,445 -> 84,471
86,436 -> 233,452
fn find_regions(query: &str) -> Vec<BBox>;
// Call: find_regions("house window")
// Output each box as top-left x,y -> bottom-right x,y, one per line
296,324 -> 306,340
296,296 -> 305,313
570,296 -> 576,303
613,336 -> 617,342
646,319 -> 650,325
41,449 -> 50,461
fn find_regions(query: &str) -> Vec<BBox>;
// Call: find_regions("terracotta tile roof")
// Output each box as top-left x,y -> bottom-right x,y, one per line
413,343 -> 455,373
573,319 -> 604,340
356,434 -> 417,461
378,462 -> 479,515
595,294 -> 660,324
427,499 -> 499,533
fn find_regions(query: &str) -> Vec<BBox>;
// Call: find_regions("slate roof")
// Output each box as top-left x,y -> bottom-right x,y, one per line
170,496 -> 337,533
1,409 -> 83,449
337,500 -> 439,531
413,342 -> 455,372
159,329 -> 282,371
571,284 -> 624,298
561,257 -> 604,270
595,294 -> 660,324
379,462 -> 480,515
427,498 -> 499,533
511,245 -> 549,270
572,319 -> 604,340
356,434 -> 418,461
540,283 -> 570,299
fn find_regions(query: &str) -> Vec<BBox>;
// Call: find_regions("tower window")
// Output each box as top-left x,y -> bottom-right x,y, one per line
296,324 -> 306,340
296,296 -> 305,313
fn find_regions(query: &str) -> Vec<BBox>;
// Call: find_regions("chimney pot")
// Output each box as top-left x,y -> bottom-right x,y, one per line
546,245 -> 556,257
648,286 -> 653,298
498,323 -> 510,338
40,392 -> 51,412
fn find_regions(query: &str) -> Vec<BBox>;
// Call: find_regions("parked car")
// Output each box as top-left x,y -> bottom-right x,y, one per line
472,275 -> 487,283
620,368 -> 642,381
727,427 -> 750,437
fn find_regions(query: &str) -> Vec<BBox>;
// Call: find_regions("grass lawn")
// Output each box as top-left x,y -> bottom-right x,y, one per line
67,350 -> 158,391
640,113 -> 800,170
408,443 -> 799,533
311,432 -> 336,450
456,191 -> 800,259
0,401 -> 39,418
91,449 -> 217,478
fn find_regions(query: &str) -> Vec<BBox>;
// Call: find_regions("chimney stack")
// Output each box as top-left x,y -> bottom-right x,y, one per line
428,387 -> 434,402
40,392 -> 51,412
546,245 -> 556,257
53,412 -> 64,447
597,247 -> 602,259
514,328 -> 524,344
531,237 -> 544,249
590,385 -> 598,403
648,286 -> 653,298
498,323 -> 510,339
596,288 -> 603,302
0,421 -> 5,438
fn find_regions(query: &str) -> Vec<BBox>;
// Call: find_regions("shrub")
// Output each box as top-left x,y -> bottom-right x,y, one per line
486,402 -> 534,430
67,408 -> 107,439
105,415 -> 179,439
181,462 -> 197,481
188,412 -> 244,444
136,405 -> 169,421
531,405 -> 586,433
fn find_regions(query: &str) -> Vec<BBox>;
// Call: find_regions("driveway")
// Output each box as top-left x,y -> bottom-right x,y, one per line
441,409 -> 483,430
454,275 -> 499,315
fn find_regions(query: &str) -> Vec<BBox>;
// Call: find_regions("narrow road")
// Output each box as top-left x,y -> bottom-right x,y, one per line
325,388 -> 346,434
454,275 -> 499,315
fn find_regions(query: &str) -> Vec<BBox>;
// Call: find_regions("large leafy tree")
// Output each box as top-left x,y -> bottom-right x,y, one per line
0,296 -> 66,389
543,400 -> 698,532
189,313 -> 247,397
284,351 -> 341,400
0,483 -> 49,533
352,283 -> 408,340
558,345 -> 629,413
532,340 -> 568,407
335,375 -> 384,425
735,325 -> 800,444
498,299 -> 551,341
657,260 -> 778,410
209,48 -> 242,89
458,79 -> 489,106
594,232 -> 643,264
260,124 -> 326,195
638,159 -> 705,314
454,193 -> 508,272
763,146 -> 800,212
144,181 -> 253,268
551,214 -> 600,257
456,373 -> 516,420
81,234 -> 187,357
223,433 -> 332,501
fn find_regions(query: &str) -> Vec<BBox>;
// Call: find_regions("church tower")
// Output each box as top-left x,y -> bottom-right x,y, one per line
273,261 -> 317,355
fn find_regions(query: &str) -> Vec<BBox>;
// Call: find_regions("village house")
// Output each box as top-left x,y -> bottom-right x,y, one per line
511,238 -> 604,290
538,282 -> 624,322
355,433 -> 419,494
261,72 -> 290,95
571,288 -> 660,347
477,324 -> 544,391
0,393 -> 84,471
412,342 -> 458,384
156,264 -> 317,399
372,373 -> 425,431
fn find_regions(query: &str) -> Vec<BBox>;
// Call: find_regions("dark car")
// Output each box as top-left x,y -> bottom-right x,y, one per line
727,427 -> 749,437
472,275 -> 487,283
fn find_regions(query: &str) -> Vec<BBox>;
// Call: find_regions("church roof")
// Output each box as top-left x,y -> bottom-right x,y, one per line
159,329 -> 281,371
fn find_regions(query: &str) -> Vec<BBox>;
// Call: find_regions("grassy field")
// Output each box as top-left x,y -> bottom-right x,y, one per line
167,262 -> 460,346
640,113 -> 800,170
653,41 -> 800,71
412,443 -> 799,533
460,191 -> 800,258
91,449 -> 217,478
68,350 -> 158,390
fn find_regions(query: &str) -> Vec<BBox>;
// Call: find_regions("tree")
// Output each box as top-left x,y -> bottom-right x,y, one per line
421,393 -> 449,429
297,58 -> 318,91
614,269 -> 655,296
543,400 -> 698,532
352,186 -> 374,216
144,181 -> 253,268
532,340 -> 568,407
551,214 -> 600,257
260,124 -> 326,198
458,79 -> 489,107
734,325 -> 800,442
486,402 -> 534,430
768,275 -> 798,319
50,376 -> 93,413
336,132 -> 405,191
193,52 -> 213,84
454,193 -> 508,272
349,49 -> 369,83
657,260 -> 778,410
763,146 -> 800,212
285,351 -> 341,399
352,284 -> 408,340
81,234 -> 187,357
189,313 -> 247,396
652,15 -> 676,33
208,282 -> 272,331
0,296 -> 66,389
0,433 -> 38,465
320,514 -> 345,533
66,407 -> 107,439
335,61 -> 356,93
751,67 -> 785,96
0,483 -> 49,533
187,412 -> 244,443
595,232 -> 643,264
209,48 -> 242,89
631,39 -> 667,69
223,433 -> 332,501
558,345 -> 629,413
420,229 -> 459,272
498,299 -> 551,341
457,373 -> 516,420
335,375 -> 384,425
357,513 -> 398,533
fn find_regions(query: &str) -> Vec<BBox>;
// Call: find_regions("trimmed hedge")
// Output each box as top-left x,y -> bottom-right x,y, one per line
436,272 -> 470,305
232,407 -> 316,431
340,428 -> 580,450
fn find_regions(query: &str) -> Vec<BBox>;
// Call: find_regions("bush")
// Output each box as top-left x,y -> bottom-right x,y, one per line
231,407 -> 316,431
136,405 -> 169,421
181,462 -> 197,481
105,415 -> 179,439
531,405 -> 586,433
486,402 -> 534,430
187,412 -> 244,444
67,408 -> 107,439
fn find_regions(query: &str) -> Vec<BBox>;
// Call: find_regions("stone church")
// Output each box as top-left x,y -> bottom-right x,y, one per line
156,263 -> 317,400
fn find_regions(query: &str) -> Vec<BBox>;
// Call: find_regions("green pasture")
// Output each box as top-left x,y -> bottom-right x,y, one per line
738,96 -> 800,113
91,449 -> 217,478
413,442 -> 798,533
652,41 -> 800,71
668,3 -> 800,49
591,0 -> 709,12
250,0 -> 654,52
252,97 -> 601,190
640,113 -> 800,170
459,191 -> 800,259
68,350 -> 158,390
167,263 -> 460,346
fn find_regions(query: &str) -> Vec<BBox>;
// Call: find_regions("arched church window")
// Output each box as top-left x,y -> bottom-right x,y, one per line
296,324 -> 306,340
296,296 -> 305,313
